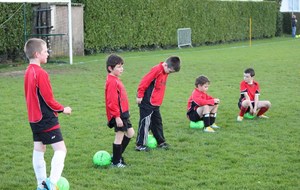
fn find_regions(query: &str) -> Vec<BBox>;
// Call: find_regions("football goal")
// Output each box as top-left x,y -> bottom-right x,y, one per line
0,0 -> 73,64
177,28 -> 192,48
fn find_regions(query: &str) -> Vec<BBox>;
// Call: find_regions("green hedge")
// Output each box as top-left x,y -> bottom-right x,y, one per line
79,0 -> 277,53
0,1 -> 278,61
0,3 -> 32,63
265,0 -> 282,36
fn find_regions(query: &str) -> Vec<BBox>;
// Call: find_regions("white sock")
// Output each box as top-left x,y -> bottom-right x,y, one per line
33,150 -> 46,188
49,150 -> 66,184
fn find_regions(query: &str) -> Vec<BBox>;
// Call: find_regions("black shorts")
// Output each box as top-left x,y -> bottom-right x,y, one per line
238,101 -> 255,113
33,128 -> 63,145
107,118 -> 132,132
187,110 -> 202,122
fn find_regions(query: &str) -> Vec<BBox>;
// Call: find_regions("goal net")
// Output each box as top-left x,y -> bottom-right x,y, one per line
0,0 -> 73,64
177,28 -> 193,48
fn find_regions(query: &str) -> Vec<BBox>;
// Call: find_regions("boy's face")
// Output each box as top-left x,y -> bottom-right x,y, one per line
197,83 -> 209,92
243,73 -> 253,84
110,64 -> 123,77
36,44 -> 49,64
163,62 -> 175,74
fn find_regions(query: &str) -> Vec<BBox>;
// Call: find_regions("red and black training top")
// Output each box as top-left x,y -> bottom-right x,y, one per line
187,88 -> 215,113
239,80 -> 260,104
137,62 -> 168,109
105,74 -> 129,122
24,64 -> 64,133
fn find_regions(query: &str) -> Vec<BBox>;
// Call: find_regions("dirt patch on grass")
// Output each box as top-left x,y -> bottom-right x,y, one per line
0,70 -> 25,77
0,69 -> 69,77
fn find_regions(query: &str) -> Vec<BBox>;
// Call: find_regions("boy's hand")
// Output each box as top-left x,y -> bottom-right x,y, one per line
63,107 -> 72,115
115,117 -> 123,127
253,107 -> 257,114
249,107 -> 254,114
214,98 -> 220,104
136,97 -> 143,104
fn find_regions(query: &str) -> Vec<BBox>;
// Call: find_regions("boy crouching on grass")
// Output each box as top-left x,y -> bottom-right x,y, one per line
237,68 -> 271,121
105,54 -> 135,168
187,75 -> 221,133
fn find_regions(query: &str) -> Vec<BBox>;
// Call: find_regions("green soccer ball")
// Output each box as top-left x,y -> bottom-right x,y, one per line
244,112 -> 255,119
147,134 -> 157,148
190,121 -> 204,129
93,150 -> 111,166
57,176 -> 70,190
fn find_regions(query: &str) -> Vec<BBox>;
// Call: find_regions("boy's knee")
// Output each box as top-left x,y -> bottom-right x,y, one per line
127,133 -> 134,139
126,128 -> 135,138
242,100 -> 251,107
202,105 -> 210,112
34,144 -> 46,152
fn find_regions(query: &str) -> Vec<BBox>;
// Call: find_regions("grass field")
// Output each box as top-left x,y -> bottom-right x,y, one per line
0,37 -> 300,190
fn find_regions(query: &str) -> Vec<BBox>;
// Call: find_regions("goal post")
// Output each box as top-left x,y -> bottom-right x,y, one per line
0,0 -> 73,64
177,28 -> 192,48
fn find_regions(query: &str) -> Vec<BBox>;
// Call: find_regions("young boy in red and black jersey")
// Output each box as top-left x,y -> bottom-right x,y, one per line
187,75 -> 221,133
24,38 -> 72,190
237,68 -> 271,121
135,56 -> 180,151
105,54 -> 134,167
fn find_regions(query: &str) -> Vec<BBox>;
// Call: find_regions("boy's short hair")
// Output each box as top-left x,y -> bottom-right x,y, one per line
24,38 -> 46,59
244,68 -> 255,77
165,56 -> 180,72
195,75 -> 210,87
106,54 -> 124,73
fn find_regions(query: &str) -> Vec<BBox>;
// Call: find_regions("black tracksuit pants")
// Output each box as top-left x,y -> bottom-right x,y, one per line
136,106 -> 165,146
